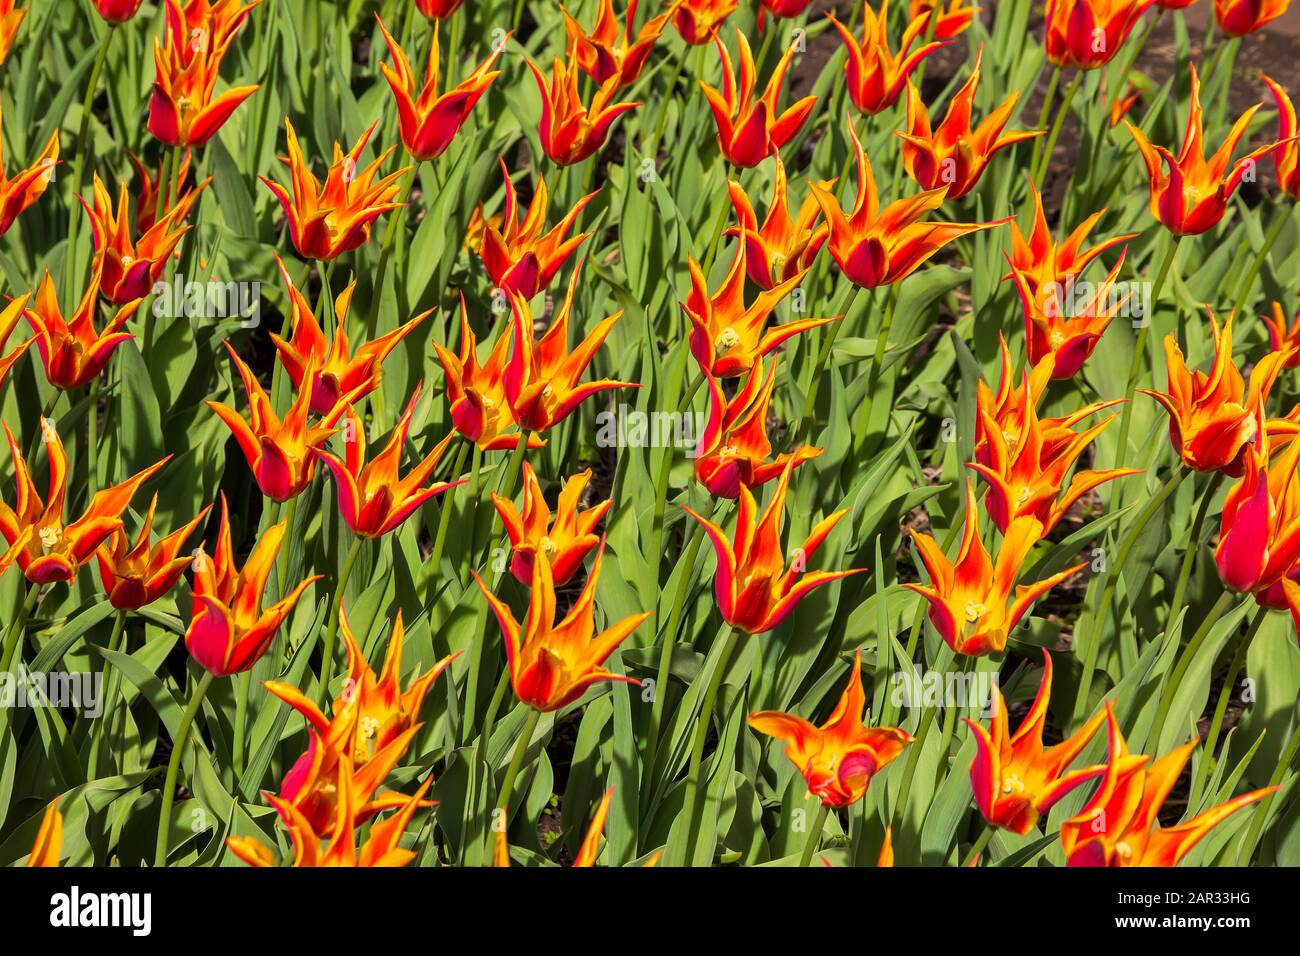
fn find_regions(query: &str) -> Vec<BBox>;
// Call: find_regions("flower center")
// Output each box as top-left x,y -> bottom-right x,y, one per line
715,327 -> 740,353
964,600 -> 985,623
1001,773 -> 1025,795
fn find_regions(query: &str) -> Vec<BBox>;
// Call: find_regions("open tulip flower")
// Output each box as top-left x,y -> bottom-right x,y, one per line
899,50 -> 1040,200
261,120 -> 409,261
186,495 -> 320,676
271,258 -> 428,416
725,156 -> 830,290
376,16 -> 505,162
93,0 -> 144,23
1044,0 -> 1155,70
750,649 -> 912,807
672,0 -> 738,44
829,0 -> 949,116
527,54 -> 639,166
1140,312 -> 1292,476
1060,707 -> 1276,866
416,0 -> 463,17
0,294 -> 32,391
695,357 -> 821,499
911,0 -> 976,39
684,242 -> 834,379
0,103 -> 57,239
0,1 -> 25,66
965,651 -> 1108,834
700,30 -> 817,168
1262,74 -> 1300,200
475,545 -> 652,712
479,161 -> 597,300
261,608 -> 457,835
905,483 -> 1084,656
1214,0 -> 1290,35
505,272 -> 634,433
0,422 -> 167,585
24,267 -> 138,391
684,460 -> 860,634
316,389 -> 461,539
491,461 -> 611,587
1262,301 -> 1300,367
1127,65 -> 1287,236
562,0 -> 671,89
810,120 -> 1008,289
95,496 -> 211,611
164,1 -> 263,52
209,343 -> 361,502
26,799 -> 61,867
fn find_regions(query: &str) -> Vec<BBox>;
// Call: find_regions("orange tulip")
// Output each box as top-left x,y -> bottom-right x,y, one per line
128,149 -> 192,234
1127,65 -> 1285,236
491,461 -> 611,587
910,0 -> 976,39
479,161 -> 596,300
95,496 -> 211,611
416,0 -> 463,17
432,297 -> 542,451
0,103 -> 58,238
227,756 -> 433,867
829,0 -> 948,116
208,343 -> 359,502
0,294 -> 32,393
261,120 -> 408,261
26,799 -> 61,867
164,1 -> 263,51
684,241 -> 834,379
563,0 -> 671,88
684,461 -> 861,634
700,31 -> 817,168
1044,0 -> 1154,70
905,483 -> 1083,656
750,649 -> 911,807
270,258 -> 427,416
93,0 -> 143,22
695,356 -> 821,499
261,608 -> 457,835
1262,301 -> 1300,367
376,16 -> 505,162
527,55 -> 639,166
899,51 -> 1039,200
1214,0 -> 1290,35
504,272 -> 634,433
316,388 -> 460,539
186,494 -> 319,676
725,156 -> 829,290
1060,706 -> 1275,866
1262,74 -> 1300,200
475,545 -> 651,712
0,1 -> 26,66
965,650 -> 1108,834
23,268 -> 137,391
81,172 -> 209,305
810,119 -> 1008,289
1109,82 -> 1141,128
672,0 -> 738,44
0,421 -> 166,585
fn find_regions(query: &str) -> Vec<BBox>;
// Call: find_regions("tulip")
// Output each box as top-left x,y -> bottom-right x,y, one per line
491,461 -> 611,587
505,271 -> 634,433
376,16 -> 505,162
899,50 -> 1040,200
0,294 -> 32,393
1214,0 -> 1290,35
527,55 -> 639,166
186,494 -> 319,676
829,0 -> 949,116
0,421 -> 167,585
700,31 -> 817,168
261,608 -> 457,835
23,267 -> 137,391
95,496 -> 211,610
1060,706 -> 1276,865
164,0 -> 262,57
476,544 -> 650,712
684,461 -> 860,634
695,356 -> 821,499
1261,74 -> 1300,200
1109,82 -> 1141,128
724,156 -> 829,290
93,0 -> 143,22
26,799 -> 60,867
479,161 -> 596,300
1044,0 -> 1155,70
316,388 -> 461,539
208,343 -> 360,502
80,172 -> 209,305
750,649 -> 912,807
965,650 -> 1108,834
261,120 -> 408,261
810,119 -> 1008,289
0,1 -> 26,66
684,241 -> 834,379
416,0 -> 463,17
1006,184 -> 1134,305
1261,301 -> 1300,367
562,0 -> 672,88
905,483 -> 1083,656
761,0 -> 815,17
1127,65 -> 1285,236
270,257 -> 428,416
0,103 -> 58,238
1140,312 -> 1291,476
128,149 -> 192,234
911,0 -> 976,39
463,203 -> 503,255
672,0 -> 738,44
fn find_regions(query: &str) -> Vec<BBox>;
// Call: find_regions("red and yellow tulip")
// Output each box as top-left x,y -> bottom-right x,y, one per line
1044,0 -> 1155,70
1214,0 -> 1290,35
725,157 -> 829,290
562,0 -> 671,89
416,0 -> 462,17
1262,73 -> 1300,200
527,55 -> 639,166
96,496 -> 211,611
24,268 -> 137,391
1261,301 -> 1300,367
0,104 -> 58,239
93,0 -> 144,22
0,1 -> 26,66
492,461 -> 611,587
829,0 -> 949,116
911,0 -> 976,39
672,0 -> 738,44
0,295 -> 32,392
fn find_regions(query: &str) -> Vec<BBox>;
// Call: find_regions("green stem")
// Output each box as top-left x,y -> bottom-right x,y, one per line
495,705 -> 541,813
86,377 -> 100,498
1029,65 -> 1061,176
796,284 -> 861,442
853,282 -> 898,455
427,438 -> 470,578
153,670 -> 215,867
798,804 -> 831,867
1229,208 -> 1289,320
681,625 -> 741,865
87,607 -> 128,776
961,821 -> 995,867
1191,604 -> 1268,802
0,582 -> 39,678
1033,70 -> 1081,185
318,536 -> 364,705
1169,471 -> 1223,617
63,24 -> 115,303
1236,718 -> 1300,864
1150,590 -> 1235,746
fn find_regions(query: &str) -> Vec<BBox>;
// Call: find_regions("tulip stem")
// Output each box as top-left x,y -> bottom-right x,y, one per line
1028,66 -> 1061,178
87,607 -> 128,777
960,822 -> 995,867
796,283 -> 862,443
0,583 -> 40,683
1191,604 -> 1268,804
798,804 -> 831,867
62,23 -> 115,304
1236,718 -> 1300,864
1229,207 -> 1290,321
853,282 -> 899,456
153,670 -> 215,867
427,438 -> 471,581
1169,471 -> 1223,618
318,536 -> 364,705
495,705 -> 540,814
1032,70 -> 1080,186
681,624 -> 741,865
1150,590 -> 1234,749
